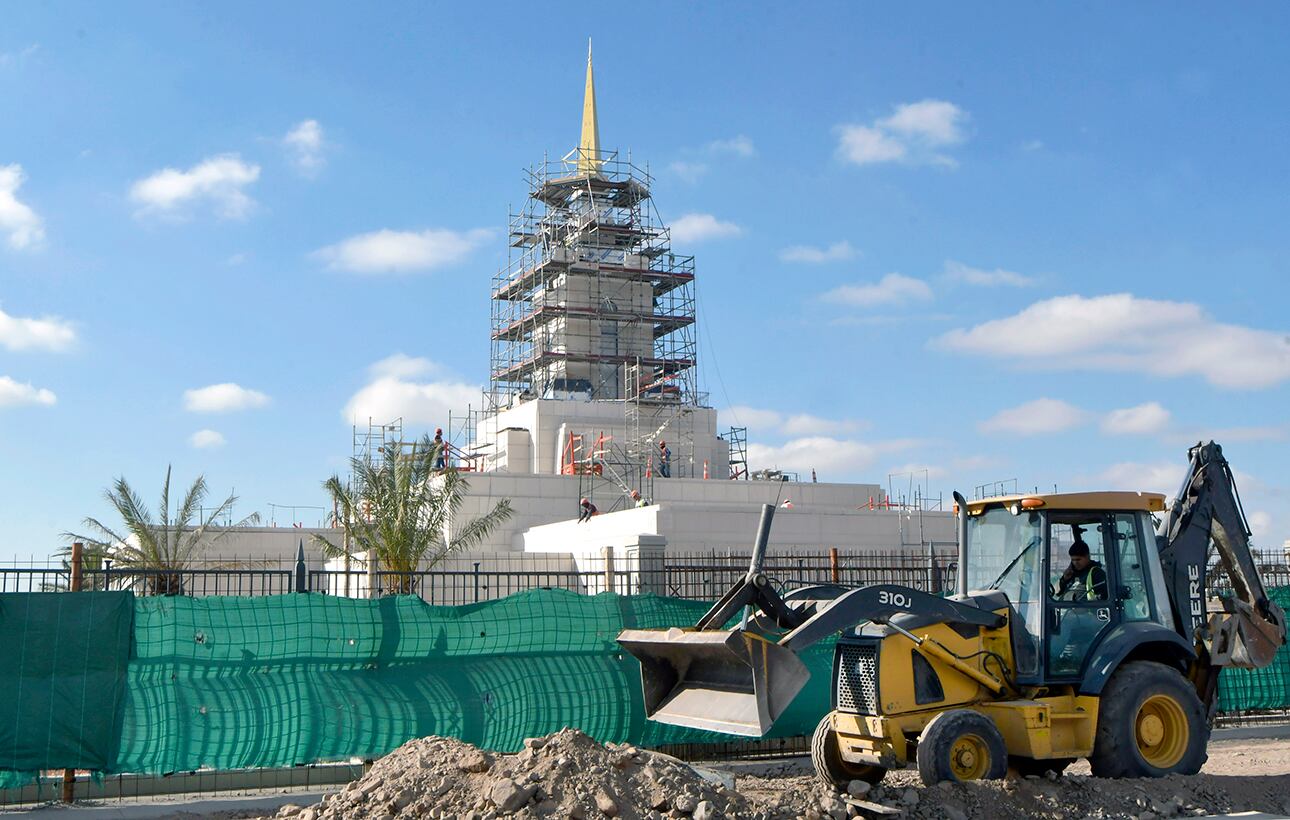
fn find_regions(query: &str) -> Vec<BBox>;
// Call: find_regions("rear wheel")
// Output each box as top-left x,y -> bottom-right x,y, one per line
1010,756 -> 1072,777
811,714 -> 886,789
916,709 -> 1009,785
1089,661 -> 1209,778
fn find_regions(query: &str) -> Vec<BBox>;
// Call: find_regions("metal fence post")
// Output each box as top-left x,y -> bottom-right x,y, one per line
473,561 -> 481,603
64,542 -> 83,804
603,546 -> 615,595
294,540 -> 308,594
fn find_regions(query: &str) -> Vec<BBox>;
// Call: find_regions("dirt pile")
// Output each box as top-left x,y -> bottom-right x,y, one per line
263,729 -> 774,820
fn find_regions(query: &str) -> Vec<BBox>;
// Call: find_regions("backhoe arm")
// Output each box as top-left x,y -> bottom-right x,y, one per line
1159,441 -> 1286,668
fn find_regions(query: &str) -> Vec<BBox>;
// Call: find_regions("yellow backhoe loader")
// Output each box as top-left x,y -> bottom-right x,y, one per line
618,441 -> 1285,784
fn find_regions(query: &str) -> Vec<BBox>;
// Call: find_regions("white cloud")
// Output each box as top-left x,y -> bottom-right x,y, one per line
707,135 -> 756,157
1249,510 -> 1273,538
823,273 -> 932,307
836,125 -> 907,165
183,383 -> 270,413
782,413 -> 866,437
878,100 -> 966,145
190,429 -> 226,449
1102,402 -> 1171,435
129,154 -> 261,219
313,227 -> 491,274
670,213 -> 742,244
344,358 -> 478,426
1094,461 -> 1180,495
837,100 -> 968,167
368,353 -> 439,380
979,398 -> 1090,436
721,405 -> 787,431
668,161 -> 709,183
721,405 -> 865,437
942,260 -> 1035,287
0,376 -> 56,407
936,293 -> 1290,389
749,437 -> 880,476
0,164 -> 45,250
780,241 -> 857,264
748,436 -> 916,477
0,305 -> 75,351
283,119 -> 325,175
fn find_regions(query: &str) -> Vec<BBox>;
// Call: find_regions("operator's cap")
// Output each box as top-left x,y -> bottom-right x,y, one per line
1069,540 -> 1090,557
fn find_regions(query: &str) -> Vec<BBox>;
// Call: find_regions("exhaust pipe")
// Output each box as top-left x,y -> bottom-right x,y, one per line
953,491 -> 969,597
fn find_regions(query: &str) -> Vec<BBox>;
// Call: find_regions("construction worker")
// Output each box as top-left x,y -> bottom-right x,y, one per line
578,497 -> 597,523
658,440 -> 672,478
1055,540 -> 1108,601
433,427 -> 446,470
631,489 -> 648,508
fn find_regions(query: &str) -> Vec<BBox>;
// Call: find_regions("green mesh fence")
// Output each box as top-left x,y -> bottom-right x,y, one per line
1216,586 -> 1290,711
0,592 -> 132,773
114,590 -> 834,774
2,586 -> 1287,783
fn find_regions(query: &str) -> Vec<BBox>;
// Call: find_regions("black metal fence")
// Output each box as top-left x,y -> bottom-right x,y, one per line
7,545 -> 1287,602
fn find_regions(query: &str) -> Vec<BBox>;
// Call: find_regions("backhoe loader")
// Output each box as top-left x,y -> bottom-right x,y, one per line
618,441 -> 1286,784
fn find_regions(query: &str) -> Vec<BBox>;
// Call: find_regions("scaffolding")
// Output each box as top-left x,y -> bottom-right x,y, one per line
351,417 -> 404,495
489,149 -> 698,409
727,426 -> 748,480
484,146 -> 707,495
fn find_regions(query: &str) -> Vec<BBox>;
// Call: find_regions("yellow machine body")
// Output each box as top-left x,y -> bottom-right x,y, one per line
831,613 -> 1099,768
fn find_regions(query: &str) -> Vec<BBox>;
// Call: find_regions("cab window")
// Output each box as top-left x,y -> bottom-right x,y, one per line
1113,513 -> 1153,622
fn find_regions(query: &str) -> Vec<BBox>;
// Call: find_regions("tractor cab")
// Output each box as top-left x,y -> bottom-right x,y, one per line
962,492 -> 1174,686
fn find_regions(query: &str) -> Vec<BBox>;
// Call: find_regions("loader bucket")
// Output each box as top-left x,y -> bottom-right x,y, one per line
617,627 -> 810,737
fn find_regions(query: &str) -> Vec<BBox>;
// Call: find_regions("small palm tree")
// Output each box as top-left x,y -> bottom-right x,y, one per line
317,434 -> 512,595
63,467 -> 260,595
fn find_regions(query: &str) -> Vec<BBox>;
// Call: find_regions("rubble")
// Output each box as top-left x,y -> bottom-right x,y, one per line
254,733 -> 1290,820
260,729 -> 770,820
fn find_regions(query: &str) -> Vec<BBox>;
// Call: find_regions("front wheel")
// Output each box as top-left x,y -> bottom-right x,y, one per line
1089,661 -> 1209,778
916,709 -> 1009,785
811,715 -> 886,789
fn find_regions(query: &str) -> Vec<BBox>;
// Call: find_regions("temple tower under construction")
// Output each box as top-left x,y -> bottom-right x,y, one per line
478,42 -> 724,501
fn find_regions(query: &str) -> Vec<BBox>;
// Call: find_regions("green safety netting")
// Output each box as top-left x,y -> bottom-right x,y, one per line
114,590 -> 834,774
0,592 -> 132,772
1216,586 -> 1290,711
3,585 -> 1288,783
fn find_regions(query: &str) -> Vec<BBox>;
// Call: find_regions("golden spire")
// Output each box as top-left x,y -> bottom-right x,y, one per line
578,37 -> 601,175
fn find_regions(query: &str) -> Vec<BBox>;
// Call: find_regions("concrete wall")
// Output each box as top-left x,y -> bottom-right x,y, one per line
196,527 -> 339,567
482,398 -> 729,479
455,473 -> 953,553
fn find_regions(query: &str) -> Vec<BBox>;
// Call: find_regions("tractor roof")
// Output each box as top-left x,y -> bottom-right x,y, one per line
966,491 -> 1167,514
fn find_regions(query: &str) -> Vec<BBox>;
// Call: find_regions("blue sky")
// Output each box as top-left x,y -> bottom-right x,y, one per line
2,4 -> 1288,562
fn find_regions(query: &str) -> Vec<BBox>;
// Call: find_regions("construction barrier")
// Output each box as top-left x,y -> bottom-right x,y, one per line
2,586 -> 1288,787
0,590 -> 834,781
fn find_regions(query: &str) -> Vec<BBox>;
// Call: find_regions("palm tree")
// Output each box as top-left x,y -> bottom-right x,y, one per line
317,433 -> 512,595
63,467 -> 260,595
